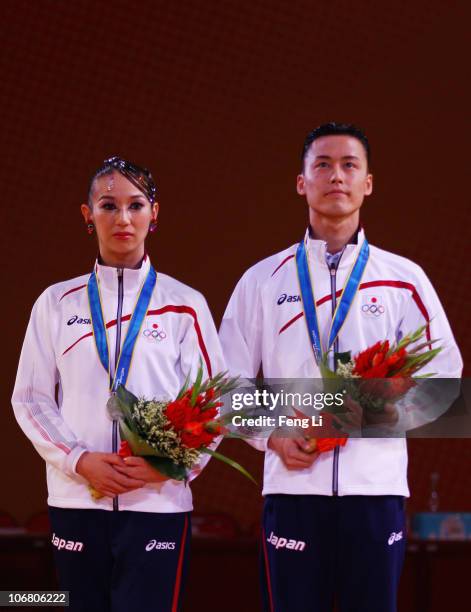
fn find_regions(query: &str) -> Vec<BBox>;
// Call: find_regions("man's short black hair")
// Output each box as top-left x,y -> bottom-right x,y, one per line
301,122 -> 371,171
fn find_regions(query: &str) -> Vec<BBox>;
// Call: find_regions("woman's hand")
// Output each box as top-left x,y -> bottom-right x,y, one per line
114,456 -> 170,483
76,451 -> 146,497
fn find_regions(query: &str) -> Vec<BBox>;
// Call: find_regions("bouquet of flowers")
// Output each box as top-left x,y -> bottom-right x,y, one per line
304,324 -> 442,453
329,324 -> 441,414
94,366 -> 255,497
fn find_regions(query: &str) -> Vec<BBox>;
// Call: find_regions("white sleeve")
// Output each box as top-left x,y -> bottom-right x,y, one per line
178,292 -> 227,480
219,271 -> 268,451
393,267 -> 463,433
11,290 -> 88,476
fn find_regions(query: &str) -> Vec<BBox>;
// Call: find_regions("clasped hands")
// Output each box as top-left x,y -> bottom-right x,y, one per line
268,398 -> 399,471
76,451 -> 168,498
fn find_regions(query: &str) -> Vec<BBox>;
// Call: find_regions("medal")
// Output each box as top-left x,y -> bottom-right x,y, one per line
296,233 -> 369,364
106,394 -> 122,420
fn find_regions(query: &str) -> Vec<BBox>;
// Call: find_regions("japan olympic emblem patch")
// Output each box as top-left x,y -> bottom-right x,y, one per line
143,322 -> 167,342
361,294 -> 385,318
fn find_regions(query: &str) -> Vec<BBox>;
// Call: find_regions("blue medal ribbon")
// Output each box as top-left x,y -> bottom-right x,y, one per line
87,264 -> 157,391
296,235 -> 369,364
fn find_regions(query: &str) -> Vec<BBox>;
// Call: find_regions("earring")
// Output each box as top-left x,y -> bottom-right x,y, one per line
149,222 -> 157,233
87,223 -> 94,235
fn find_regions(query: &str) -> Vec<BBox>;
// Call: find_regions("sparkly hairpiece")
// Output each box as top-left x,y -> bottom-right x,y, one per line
103,155 -> 157,203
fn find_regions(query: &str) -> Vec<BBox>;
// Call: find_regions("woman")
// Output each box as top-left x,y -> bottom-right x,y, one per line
12,156 -> 225,611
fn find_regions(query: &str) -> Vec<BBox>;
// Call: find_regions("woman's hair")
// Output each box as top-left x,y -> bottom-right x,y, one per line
88,156 -> 157,206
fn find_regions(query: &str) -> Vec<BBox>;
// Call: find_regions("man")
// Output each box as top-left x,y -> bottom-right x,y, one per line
219,123 -> 463,611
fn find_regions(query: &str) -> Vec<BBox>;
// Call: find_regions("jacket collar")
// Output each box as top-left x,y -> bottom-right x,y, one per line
305,226 -> 366,270
94,254 -> 152,294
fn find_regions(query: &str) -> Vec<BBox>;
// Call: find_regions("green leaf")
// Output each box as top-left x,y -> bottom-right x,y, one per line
404,347 -> 442,373
222,431 -> 249,440
116,384 -> 139,408
217,375 -> 240,396
114,385 -> 139,424
395,325 -> 427,351
119,421 -> 164,457
175,369 -> 192,401
319,361 -> 337,379
200,447 -> 257,484
143,456 -> 188,481
413,372 -> 436,379
408,340 -> 441,353
190,361 -> 204,406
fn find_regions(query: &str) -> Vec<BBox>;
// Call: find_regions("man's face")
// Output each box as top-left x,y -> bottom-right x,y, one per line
297,135 -> 373,219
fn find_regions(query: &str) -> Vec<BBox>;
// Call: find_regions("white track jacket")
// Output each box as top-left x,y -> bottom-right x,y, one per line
219,228 -> 463,497
12,257 -> 225,512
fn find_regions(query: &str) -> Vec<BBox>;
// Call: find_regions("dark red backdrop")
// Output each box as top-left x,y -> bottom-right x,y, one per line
1,0 -> 469,527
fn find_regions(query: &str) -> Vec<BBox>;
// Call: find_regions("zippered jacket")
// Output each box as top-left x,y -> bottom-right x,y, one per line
219,229 -> 463,497
12,257 -> 225,512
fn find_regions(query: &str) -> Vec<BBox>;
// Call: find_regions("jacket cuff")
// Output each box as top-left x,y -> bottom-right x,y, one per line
64,446 -> 89,476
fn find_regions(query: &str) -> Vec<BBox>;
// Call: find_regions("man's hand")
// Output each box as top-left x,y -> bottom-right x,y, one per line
365,402 -> 399,426
335,398 -> 399,430
268,435 -> 319,470
114,456 -> 169,484
76,452 -> 146,497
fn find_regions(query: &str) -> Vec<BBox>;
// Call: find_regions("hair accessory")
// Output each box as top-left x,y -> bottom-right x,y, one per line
87,223 -> 95,235
103,156 -> 157,203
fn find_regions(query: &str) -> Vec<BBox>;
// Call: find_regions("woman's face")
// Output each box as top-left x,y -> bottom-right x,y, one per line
81,171 -> 158,267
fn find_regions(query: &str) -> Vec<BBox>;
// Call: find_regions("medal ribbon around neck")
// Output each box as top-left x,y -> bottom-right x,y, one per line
296,235 -> 369,364
87,264 -> 157,392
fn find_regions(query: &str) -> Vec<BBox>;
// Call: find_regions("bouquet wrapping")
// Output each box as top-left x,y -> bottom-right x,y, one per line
305,324 -> 441,453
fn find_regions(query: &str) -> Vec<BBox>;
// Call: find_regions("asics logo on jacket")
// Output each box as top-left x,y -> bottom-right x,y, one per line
67,315 -> 91,325
277,293 -> 301,305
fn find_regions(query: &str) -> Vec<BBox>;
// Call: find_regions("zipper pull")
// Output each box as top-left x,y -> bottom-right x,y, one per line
330,265 -> 336,276
117,268 -> 123,278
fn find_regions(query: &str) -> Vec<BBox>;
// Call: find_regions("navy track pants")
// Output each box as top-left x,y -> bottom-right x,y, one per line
260,495 -> 406,612
49,507 -> 190,612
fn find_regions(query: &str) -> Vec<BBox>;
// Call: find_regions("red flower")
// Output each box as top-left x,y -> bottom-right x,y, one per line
118,440 -> 133,458
164,389 -> 223,449
352,341 -> 410,379
197,406 -> 219,422
353,343 -> 411,379
165,397 -> 200,432
358,372 -> 415,402
194,394 -> 204,406
353,341 -> 389,375
183,421 -> 204,436
385,348 -> 407,373
360,362 -> 390,379
316,437 -> 347,453
180,428 -> 216,449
